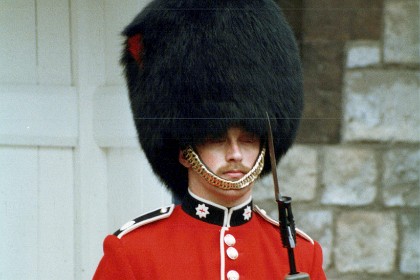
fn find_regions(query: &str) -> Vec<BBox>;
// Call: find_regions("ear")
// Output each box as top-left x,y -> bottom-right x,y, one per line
178,150 -> 190,168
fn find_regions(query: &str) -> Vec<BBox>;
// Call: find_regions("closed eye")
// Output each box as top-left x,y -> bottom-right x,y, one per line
239,135 -> 259,143
206,137 -> 226,144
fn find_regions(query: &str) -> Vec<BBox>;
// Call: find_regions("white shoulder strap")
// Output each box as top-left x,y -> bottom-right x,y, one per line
114,204 -> 175,239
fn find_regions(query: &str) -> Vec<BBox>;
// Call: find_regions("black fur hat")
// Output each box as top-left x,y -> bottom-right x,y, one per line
121,0 -> 303,200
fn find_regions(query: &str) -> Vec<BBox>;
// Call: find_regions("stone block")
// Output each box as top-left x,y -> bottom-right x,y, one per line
343,69 -> 420,142
346,40 -> 381,68
321,147 -> 377,205
297,0 -> 383,145
303,0 -> 351,42
335,211 -> 397,273
298,42 -> 343,144
400,213 -> 420,274
384,0 -> 420,64
253,145 -> 318,201
302,0 -> 383,42
383,148 -> 420,207
348,0 -> 383,40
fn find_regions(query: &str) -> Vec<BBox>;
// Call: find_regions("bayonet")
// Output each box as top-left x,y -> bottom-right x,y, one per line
266,113 -> 310,280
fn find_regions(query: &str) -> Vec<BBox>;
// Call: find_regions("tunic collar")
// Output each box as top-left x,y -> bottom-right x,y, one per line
181,190 -> 253,227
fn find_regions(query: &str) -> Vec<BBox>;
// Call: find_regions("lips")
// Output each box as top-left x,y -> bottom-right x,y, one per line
223,170 -> 246,180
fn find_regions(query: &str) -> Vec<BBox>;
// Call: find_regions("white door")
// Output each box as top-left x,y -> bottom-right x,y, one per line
0,0 -> 170,279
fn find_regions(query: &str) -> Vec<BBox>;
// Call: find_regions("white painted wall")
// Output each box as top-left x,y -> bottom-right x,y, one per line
0,0 -> 170,279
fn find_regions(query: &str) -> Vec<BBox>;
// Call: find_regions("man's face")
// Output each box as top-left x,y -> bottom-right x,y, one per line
195,127 -> 261,181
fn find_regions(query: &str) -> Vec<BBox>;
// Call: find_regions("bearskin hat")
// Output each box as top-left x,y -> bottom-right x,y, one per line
121,0 -> 303,200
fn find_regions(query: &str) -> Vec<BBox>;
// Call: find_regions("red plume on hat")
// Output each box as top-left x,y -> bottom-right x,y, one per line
121,0 -> 303,200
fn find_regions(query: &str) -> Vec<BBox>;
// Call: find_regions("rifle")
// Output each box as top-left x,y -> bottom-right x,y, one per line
266,113 -> 310,280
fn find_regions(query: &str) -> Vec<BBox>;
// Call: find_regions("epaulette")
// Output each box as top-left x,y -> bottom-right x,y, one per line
253,205 -> 314,245
114,204 -> 175,239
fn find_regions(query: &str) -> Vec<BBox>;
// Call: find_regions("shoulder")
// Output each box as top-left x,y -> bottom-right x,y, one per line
253,205 -> 314,245
113,204 -> 175,239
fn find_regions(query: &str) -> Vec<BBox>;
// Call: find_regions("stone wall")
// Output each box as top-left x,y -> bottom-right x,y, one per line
254,0 -> 420,279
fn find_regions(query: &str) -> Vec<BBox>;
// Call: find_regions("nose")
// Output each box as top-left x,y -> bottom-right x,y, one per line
225,141 -> 243,162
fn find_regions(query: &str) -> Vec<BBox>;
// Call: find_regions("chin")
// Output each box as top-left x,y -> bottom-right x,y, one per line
211,184 -> 253,201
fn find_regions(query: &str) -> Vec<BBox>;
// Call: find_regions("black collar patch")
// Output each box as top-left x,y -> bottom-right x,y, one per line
182,190 -> 253,227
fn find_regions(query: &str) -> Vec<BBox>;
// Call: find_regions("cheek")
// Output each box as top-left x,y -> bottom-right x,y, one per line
244,147 -> 261,166
198,150 -> 225,170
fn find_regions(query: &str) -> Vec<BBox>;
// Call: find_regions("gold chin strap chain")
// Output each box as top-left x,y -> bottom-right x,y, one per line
182,146 -> 265,190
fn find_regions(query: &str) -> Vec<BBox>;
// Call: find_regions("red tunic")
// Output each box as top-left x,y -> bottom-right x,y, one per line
94,192 -> 326,280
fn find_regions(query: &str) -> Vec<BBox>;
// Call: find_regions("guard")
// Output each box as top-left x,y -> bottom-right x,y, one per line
93,0 -> 326,279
